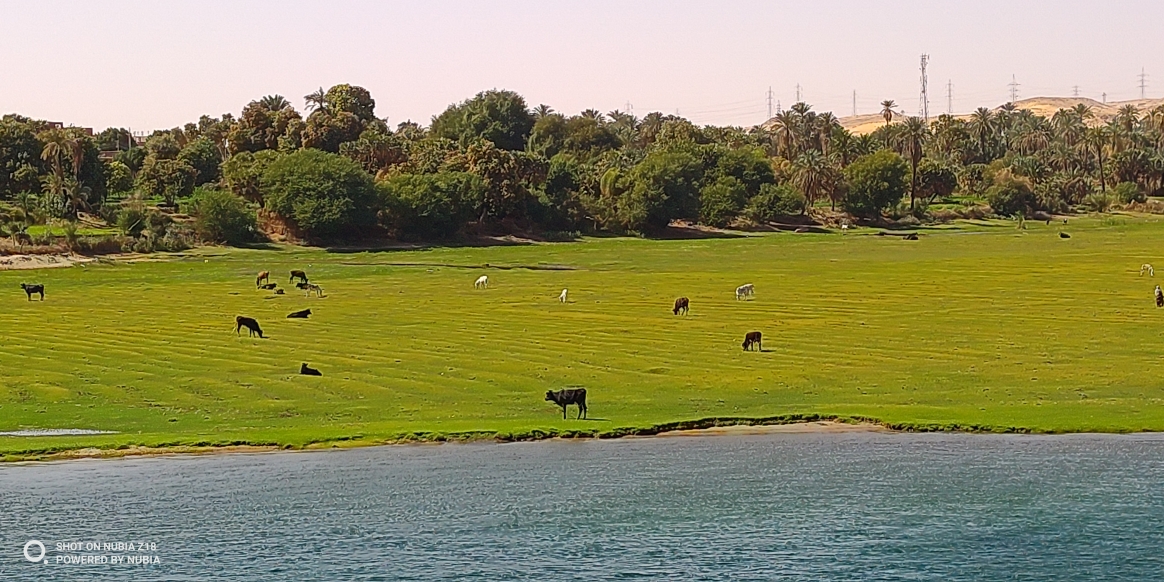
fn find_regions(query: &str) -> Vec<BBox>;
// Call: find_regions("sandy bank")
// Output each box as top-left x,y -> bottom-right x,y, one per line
645,421 -> 887,437
0,254 -> 95,270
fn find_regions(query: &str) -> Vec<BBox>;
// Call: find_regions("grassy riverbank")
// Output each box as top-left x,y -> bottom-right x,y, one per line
3,216 -> 1164,460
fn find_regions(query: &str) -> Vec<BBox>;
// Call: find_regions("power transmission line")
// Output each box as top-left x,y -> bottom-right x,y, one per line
795,84 -> 802,103
1008,74 -> 1020,102
1139,68 -> 1149,99
852,90 -> 857,117
767,87 -> 774,120
1102,92 -> 1107,104
919,54 -> 930,122
947,80 -> 953,114
1072,85 -> 1080,97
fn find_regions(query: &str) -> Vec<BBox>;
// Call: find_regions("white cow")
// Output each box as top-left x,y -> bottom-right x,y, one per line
1141,263 -> 1155,277
559,288 -> 568,303
841,224 -> 850,234
735,283 -> 755,300
474,275 -> 489,289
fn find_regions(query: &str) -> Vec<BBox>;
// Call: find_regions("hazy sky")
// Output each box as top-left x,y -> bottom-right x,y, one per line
2,0 -> 1162,132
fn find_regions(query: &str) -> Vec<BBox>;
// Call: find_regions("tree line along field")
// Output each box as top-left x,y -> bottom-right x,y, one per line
2,216 -> 1164,459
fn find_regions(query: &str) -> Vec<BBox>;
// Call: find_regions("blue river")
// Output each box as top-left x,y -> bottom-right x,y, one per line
1,431 -> 1162,581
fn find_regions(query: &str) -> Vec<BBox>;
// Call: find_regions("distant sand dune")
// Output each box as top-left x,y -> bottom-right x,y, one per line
762,97 -> 1164,136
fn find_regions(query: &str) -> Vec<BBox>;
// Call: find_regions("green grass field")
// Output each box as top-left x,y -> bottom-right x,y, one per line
3,215 -> 1164,459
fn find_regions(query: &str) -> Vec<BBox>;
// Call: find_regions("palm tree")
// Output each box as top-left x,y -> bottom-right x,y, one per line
533,104 -> 555,120
40,129 -> 69,181
260,94 -> 291,112
770,111 -> 799,159
968,107 -> 996,161
304,88 -> 327,113
880,100 -> 897,128
793,150 -> 829,213
579,109 -> 604,122
1085,126 -> 1109,195
899,117 -> 928,210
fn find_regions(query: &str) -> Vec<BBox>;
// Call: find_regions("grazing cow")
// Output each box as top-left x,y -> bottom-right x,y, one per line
735,283 -> 755,301
290,270 -> 308,284
742,331 -> 762,351
256,271 -> 270,288
474,275 -> 489,289
1060,232 -> 1071,239
545,388 -> 587,419
559,288 -> 568,303
1141,264 -> 1155,277
303,283 -> 324,297
904,233 -> 919,240
1156,286 -> 1163,308
19,283 -> 44,301
300,362 -> 322,376
258,282 -> 277,290
287,309 -> 311,319
673,296 -> 689,315
235,316 -> 263,338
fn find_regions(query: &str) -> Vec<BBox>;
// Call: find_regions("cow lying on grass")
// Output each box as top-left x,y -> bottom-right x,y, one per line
287,309 -> 311,319
235,315 -> 263,338
546,388 -> 587,419
259,283 -> 277,290
300,363 -> 322,376
19,283 -> 44,301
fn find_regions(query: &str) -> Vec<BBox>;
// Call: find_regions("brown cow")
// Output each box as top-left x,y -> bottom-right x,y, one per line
673,297 -> 689,315
546,388 -> 587,419
235,315 -> 264,338
742,331 -> 762,351
290,270 -> 308,284
256,271 -> 270,288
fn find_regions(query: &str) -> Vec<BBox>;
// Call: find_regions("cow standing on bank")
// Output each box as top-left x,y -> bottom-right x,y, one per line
545,388 -> 587,419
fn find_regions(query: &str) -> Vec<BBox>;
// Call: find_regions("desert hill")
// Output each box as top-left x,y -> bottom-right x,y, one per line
763,97 -> 1164,135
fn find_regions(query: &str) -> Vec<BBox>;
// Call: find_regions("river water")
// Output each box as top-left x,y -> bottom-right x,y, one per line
1,432 -> 1162,581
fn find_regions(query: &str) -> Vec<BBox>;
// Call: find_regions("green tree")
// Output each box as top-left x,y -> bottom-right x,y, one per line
916,158 -> 957,203
261,148 -> 377,238
899,116 -> 928,210
377,172 -> 485,239
431,89 -> 535,151
136,157 -> 197,205
221,149 -> 285,203
699,176 -> 747,227
104,160 -> 134,194
842,150 -> 908,216
617,149 -> 702,230
744,183 -> 805,222
188,187 -> 258,244
985,170 -> 1036,216
178,138 -> 223,185
0,117 -> 44,197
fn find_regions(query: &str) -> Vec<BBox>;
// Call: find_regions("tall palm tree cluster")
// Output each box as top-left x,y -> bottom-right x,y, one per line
4,88 -> 1163,247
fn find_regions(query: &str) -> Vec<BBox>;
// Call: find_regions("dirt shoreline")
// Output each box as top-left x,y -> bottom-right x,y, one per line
2,420 -> 888,464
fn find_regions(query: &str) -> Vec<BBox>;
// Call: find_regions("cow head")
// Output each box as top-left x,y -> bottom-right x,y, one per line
545,390 -> 556,401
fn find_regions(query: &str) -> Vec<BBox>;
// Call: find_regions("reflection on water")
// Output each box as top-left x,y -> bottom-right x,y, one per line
1,432 -> 1163,581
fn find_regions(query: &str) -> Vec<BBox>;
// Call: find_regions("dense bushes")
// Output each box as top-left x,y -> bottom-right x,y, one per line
985,171 -> 1036,216
188,188 -> 258,244
377,172 -> 484,239
744,183 -> 804,222
261,149 -> 377,238
843,151 -> 908,217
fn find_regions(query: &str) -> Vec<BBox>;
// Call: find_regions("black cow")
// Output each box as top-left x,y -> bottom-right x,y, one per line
1060,232 -> 1071,239
290,270 -> 308,284
287,309 -> 311,319
673,296 -> 689,315
259,283 -> 277,290
235,315 -> 264,338
1156,286 -> 1163,308
904,233 -> 919,240
742,331 -> 762,351
19,283 -> 44,301
546,388 -> 587,419
300,362 -> 322,376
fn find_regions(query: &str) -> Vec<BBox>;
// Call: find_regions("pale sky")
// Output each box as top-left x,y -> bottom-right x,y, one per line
1,0 -> 1162,132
